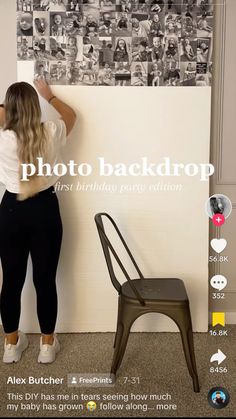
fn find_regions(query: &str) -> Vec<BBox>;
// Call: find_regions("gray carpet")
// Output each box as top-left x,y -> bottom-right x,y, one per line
0,327 -> 235,418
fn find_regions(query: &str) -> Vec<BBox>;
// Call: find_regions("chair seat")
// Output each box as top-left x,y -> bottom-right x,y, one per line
121,278 -> 188,301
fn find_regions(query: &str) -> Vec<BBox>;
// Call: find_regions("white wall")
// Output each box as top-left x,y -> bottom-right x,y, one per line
0,1 -> 211,333
0,0 -> 17,98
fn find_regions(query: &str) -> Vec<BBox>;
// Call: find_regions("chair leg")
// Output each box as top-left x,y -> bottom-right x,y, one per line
113,297 -> 122,349
111,322 -> 131,375
113,328 -> 118,349
111,298 -> 138,376
173,306 -> 200,393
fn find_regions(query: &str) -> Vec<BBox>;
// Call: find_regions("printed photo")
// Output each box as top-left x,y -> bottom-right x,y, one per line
98,62 -> 115,85
131,0 -> 150,15
149,12 -> 164,37
164,36 -> 179,61
150,35 -> 164,61
100,0 -> 116,12
163,59 -> 180,86
196,38 -> 211,63
196,0 -> 213,16
66,60 -> 82,83
114,12 -> 132,36
83,12 -> 99,37
65,35 -> 83,61
78,59 -> 99,85
116,0 -> 132,13
195,72 -> 210,85
33,0 -> 46,10
65,12 -> 84,34
33,0 -> 67,12
131,37 -> 151,61
131,15 -> 151,37
49,36 -> 67,59
99,37 -> 114,65
33,36 -> 51,58
17,0 -> 33,11
17,12 -> 33,36
49,59 -> 67,83
180,37 -> 197,61
66,0 -> 82,12
17,36 -> 34,60
180,61 -> 196,85
114,61 -> 131,85
197,13 -> 213,37
149,0 -> 165,13
182,0 -> 197,14
131,61 -> 147,85
182,14 -> 197,37
196,62 -> 207,73
82,0 -> 100,16
83,35 -> 100,62
166,0 -> 182,15
34,59 -> 50,80
139,0 -> 152,14
50,12 -> 66,36
113,36 -> 131,62
165,13 -> 181,38
148,60 -> 163,85
98,11 -> 116,36
64,13 -> 84,35
33,11 -> 50,36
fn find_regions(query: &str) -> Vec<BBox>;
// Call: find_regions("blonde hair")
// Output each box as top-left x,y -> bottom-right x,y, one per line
4,82 -> 48,201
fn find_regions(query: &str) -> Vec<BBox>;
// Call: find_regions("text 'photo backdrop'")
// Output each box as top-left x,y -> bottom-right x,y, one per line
16,0 -> 214,86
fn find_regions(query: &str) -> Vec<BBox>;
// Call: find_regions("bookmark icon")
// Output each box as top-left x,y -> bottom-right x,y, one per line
212,312 -> 225,327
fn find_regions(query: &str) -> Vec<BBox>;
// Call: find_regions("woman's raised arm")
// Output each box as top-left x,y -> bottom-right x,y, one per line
33,79 -> 77,136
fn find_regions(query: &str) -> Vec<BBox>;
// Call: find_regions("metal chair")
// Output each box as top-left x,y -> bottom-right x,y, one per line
94,213 -> 200,392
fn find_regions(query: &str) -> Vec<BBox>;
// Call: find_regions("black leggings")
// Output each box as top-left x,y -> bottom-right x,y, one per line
0,187 -> 63,334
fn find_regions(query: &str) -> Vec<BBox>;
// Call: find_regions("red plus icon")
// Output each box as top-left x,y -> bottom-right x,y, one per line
212,213 -> 225,226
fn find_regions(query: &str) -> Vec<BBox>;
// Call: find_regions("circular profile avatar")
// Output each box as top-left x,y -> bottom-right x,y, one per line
212,391 -> 226,405
208,387 -> 230,409
205,194 -> 232,219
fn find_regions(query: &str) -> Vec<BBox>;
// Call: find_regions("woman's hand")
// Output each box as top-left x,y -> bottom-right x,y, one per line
33,79 -> 53,102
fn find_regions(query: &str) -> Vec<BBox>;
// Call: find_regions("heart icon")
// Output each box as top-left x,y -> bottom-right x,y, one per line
210,238 -> 227,254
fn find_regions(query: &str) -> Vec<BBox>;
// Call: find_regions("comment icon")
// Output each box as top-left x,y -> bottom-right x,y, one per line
210,275 -> 227,291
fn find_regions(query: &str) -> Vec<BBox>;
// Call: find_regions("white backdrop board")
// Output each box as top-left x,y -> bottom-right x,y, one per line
17,60 -> 211,332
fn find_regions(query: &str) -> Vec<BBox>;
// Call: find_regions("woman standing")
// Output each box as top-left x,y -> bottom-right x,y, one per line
0,80 -> 76,363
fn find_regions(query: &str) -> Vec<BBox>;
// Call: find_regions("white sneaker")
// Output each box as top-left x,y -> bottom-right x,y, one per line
3,331 -> 28,363
38,335 -> 60,364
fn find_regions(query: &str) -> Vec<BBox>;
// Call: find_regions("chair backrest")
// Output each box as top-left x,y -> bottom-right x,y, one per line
94,213 -> 145,305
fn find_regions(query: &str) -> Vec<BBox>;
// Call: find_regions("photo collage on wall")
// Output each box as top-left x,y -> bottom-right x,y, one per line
16,0 -> 214,86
